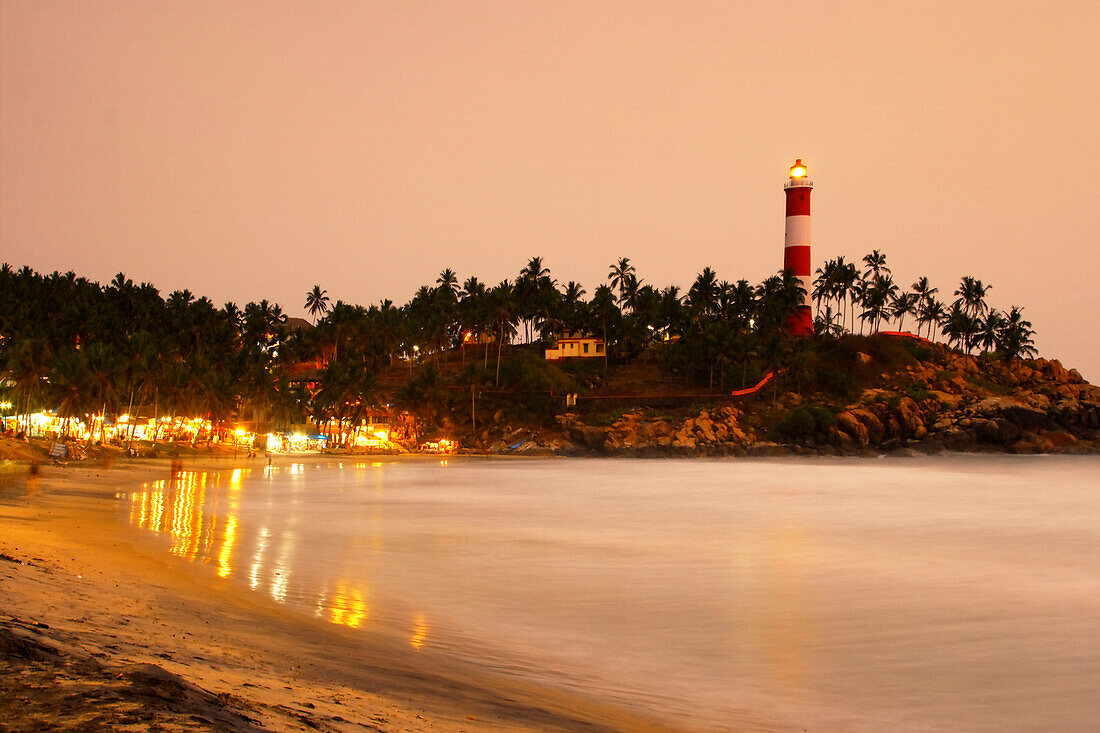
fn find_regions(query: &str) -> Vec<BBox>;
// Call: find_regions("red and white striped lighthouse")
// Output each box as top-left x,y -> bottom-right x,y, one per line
783,158 -> 814,336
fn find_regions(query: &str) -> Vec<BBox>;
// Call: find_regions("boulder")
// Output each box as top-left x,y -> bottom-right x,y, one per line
849,408 -> 886,443
860,388 -> 888,403
1024,393 -> 1052,410
940,427 -> 974,450
1049,400 -> 1080,427
1044,359 -> 1069,382
719,405 -> 741,420
576,427 -> 608,450
970,397 -> 1048,430
694,418 -> 717,444
1046,430 -> 1078,448
672,435 -> 696,449
993,418 -> 1021,443
1085,408 -> 1100,430
896,396 -> 924,434
1055,384 -> 1081,400
836,412 -> 870,445
728,425 -> 750,444
931,417 -> 954,432
1011,432 -> 1055,454
931,390 -> 962,410
972,418 -> 1002,444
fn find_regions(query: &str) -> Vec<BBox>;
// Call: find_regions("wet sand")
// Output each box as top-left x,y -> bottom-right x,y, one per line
0,459 -> 679,733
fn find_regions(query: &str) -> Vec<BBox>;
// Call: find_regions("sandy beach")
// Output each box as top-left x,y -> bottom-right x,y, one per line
0,458 -> 679,733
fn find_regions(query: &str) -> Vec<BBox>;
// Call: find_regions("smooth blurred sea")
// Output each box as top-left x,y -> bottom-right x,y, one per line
123,455 -> 1100,732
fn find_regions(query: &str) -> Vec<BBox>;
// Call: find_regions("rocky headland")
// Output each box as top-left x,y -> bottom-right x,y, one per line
475,346 -> 1100,457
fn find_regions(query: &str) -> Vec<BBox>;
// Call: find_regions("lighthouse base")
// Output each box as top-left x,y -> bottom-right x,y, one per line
787,306 -> 814,337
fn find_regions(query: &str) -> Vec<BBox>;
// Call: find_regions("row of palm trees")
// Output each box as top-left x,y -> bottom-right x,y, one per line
0,266 -> 303,437
1,252 -> 1037,436
812,251 -> 1036,358
298,257 -> 810,390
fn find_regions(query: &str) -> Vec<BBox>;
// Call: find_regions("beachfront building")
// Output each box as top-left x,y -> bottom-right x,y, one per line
544,332 -> 605,361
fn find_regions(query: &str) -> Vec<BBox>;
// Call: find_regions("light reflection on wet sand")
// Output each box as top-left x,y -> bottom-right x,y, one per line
125,457 -> 1100,732
127,467 -> 403,640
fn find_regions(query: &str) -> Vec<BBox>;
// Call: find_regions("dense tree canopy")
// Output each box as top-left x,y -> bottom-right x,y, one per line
0,255 -> 1036,436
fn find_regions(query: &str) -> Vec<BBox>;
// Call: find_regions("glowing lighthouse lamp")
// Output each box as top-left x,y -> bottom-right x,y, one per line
783,158 -> 814,336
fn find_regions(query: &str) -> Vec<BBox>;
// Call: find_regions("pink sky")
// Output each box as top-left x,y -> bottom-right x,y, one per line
2,1 -> 1098,377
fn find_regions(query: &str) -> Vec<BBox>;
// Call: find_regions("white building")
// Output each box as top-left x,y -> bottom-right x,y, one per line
544,332 -> 605,361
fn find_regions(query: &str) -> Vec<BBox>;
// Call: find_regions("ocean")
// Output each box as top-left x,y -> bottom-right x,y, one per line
124,455 -> 1100,731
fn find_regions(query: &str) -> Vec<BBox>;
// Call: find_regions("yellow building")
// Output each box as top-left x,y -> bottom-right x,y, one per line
544,332 -> 605,360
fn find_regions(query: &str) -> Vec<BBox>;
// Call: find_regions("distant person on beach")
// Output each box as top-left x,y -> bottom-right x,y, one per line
170,454 -> 183,480
27,461 -> 40,495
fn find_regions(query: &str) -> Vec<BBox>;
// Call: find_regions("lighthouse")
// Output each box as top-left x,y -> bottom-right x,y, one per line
783,159 -> 814,336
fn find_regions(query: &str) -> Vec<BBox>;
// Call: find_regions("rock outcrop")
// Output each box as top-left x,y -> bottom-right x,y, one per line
467,351 -> 1099,457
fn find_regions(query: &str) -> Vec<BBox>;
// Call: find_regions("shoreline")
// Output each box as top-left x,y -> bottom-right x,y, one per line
0,459 -> 680,733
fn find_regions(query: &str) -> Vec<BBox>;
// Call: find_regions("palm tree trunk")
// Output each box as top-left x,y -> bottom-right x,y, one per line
495,321 -> 504,387
152,389 -> 159,444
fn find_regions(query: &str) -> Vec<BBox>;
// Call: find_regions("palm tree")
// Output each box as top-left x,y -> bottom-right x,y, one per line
836,258 -> 859,333
304,285 -> 330,323
436,268 -> 459,298
607,258 -> 636,306
620,273 -> 644,313
50,348 -> 88,438
941,302 -> 979,354
221,302 -> 244,339
588,285 -> 619,367
890,291 -> 920,332
458,277 -> 488,364
661,285 -> 686,336
912,276 -> 937,304
489,280 -> 517,386
997,306 -> 1037,360
688,267 -> 719,318
515,258 -> 553,342
562,281 -> 586,307
910,276 -> 938,338
83,342 -> 119,443
954,276 -> 992,319
814,305 -> 844,337
812,259 -> 837,323
862,250 -> 891,280
978,310 -> 1005,353
860,275 -> 898,333
520,257 -> 550,283
917,296 -> 946,341
6,338 -> 52,431
560,281 -> 587,332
